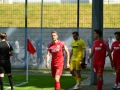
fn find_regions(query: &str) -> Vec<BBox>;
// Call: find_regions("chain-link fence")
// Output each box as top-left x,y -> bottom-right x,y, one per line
0,0 -> 120,28
104,0 -> 120,28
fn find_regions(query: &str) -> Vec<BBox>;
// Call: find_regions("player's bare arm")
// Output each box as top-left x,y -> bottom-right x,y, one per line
82,48 -> 86,63
106,49 -> 113,57
45,51 -> 50,68
87,50 -> 94,63
10,51 -> 14,56
83,48 -> 86,57
64,45 -> 70,68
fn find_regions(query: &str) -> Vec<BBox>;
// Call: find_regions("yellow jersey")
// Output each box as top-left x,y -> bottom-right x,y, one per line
71,39 -> 86,61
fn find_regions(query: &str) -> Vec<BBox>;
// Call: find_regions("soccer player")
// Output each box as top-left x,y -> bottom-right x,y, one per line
0,33 -> 14,90
70,31 -> 86,89
87,30 -> 114,90
111,31 -> 120,89
45,30 -> 70,90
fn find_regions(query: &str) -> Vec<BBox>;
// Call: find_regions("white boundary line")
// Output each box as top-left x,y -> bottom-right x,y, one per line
4,82 -> 28,90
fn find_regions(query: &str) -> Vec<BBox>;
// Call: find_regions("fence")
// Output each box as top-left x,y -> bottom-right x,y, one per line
0,0 -> 120,28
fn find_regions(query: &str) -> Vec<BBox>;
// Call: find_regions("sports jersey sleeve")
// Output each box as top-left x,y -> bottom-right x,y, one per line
103,40 -> 110,51
81,40 -> 86,49
61,41 -> 66,47
70,41 -> 73,49
92,41 -> 95,52
47,44 -> 51,53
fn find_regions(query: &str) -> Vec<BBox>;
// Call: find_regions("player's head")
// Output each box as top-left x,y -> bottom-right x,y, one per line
51,30 -> 58,41
0,32 -> 7,40
94,29 -> 102,39
72,31 -> 79,40
114,31 -> 120,41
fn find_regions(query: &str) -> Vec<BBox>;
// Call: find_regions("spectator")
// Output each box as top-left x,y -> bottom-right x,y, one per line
12,38 -> 23,65
109,36 -> 115,49
36,42 -> 42,65
87,38 -> 91,48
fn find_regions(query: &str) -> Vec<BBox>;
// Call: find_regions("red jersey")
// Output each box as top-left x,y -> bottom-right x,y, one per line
111,41 -> 120,63
92,40 -> 109,65
47,40 -> 65,66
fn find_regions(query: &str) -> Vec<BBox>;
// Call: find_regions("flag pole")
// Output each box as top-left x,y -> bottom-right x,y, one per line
25,0 -> 28,83
26,39 -> 36,83
26,51 -> 28,82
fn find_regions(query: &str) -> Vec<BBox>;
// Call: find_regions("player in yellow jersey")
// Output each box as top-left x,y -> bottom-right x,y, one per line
70,31 -> 86,90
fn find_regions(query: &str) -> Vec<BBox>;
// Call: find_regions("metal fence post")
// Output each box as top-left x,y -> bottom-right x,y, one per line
77,0 -> 80,32
40,0 -> 44,63
24,0 -> 28,63
25,0 -> 28,82
91,0 -> 103,85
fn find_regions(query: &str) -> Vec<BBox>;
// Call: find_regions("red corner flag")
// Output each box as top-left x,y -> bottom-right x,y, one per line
27,39 -> 36,54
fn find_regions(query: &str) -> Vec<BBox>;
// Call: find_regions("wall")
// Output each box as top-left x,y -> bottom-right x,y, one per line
0,27 -> 119,68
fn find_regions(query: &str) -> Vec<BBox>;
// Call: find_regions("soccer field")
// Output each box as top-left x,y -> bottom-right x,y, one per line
4,74 -> 87,90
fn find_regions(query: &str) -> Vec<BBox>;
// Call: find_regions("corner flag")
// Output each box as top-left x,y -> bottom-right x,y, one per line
27,39 -> 36,54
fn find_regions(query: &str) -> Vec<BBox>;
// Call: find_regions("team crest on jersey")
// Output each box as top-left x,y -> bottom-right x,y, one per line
57,45 -> 60,48
50,45 -> 60,53
100,43 -> 103,46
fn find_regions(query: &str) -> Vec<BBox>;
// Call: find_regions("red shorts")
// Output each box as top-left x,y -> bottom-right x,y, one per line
51,65 -> 63,77
93,64 -> 104,74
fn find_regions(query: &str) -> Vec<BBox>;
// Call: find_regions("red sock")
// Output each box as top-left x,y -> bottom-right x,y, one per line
55,82 -> 61,90
116,73 -> 119,84
118,73 -> 120,83
97,80 -> 102,90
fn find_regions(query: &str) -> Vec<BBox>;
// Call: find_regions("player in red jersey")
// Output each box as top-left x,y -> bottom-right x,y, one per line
111,31 -> 120,89
45,30 -> 70,90
88,30 -> 114,90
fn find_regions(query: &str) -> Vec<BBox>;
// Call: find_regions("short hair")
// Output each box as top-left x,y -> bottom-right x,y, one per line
114,31 -> 120,36
51,30 -> 58,35
72,31 -> 79,36
94,29 -> 102,37
0,32 -> 7,39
